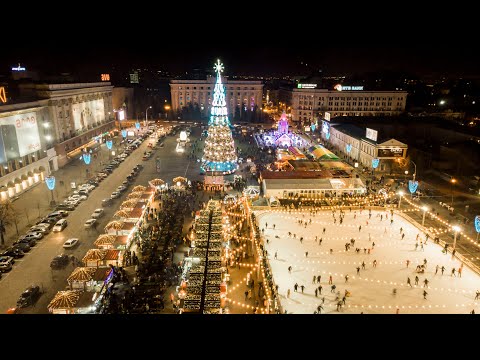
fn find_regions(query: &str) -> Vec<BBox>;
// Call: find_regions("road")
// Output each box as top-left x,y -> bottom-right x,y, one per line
2,121 -> 204,313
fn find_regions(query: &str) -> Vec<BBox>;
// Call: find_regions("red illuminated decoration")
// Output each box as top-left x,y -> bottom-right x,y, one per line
101,74 -> 110,81
0,87 -> 6,103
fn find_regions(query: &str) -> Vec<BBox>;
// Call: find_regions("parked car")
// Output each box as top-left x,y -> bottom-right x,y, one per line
13,242 -> 31,253
37,222 -> 54,230
17,285 -> 41,308
0,256 -> 14,272
64,199 -> 80,207
91,209 -> 104,219
50,254 -> 70,269
21,232 -> 44,241
63,238 -> 79,249
1,247 -> 25,259
29,225 -> 50,234
48,211 -> 67,219
68,194 -> 87,202
56,204 -> 75,211
117,185 -> 127,193
14,238 -> 36,248
52,219 -> 68,232
84,219 -> 97,228
110,191 -> 121,199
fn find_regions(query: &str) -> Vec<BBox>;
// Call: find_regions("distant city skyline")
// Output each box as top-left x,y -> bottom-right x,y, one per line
1,46 -> 480,79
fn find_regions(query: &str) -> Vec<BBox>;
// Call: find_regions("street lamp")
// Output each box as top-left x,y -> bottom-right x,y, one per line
164,105 -> 171,120
450,178 -> 456,207
474,215 -> 480,242
404,170 -> 408,183
145,106 -> 152,126
452,225 -> 461,256
398,190 -> 404,208
421,206 -> 428,226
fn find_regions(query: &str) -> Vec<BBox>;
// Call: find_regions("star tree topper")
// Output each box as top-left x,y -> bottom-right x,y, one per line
214,59 -> 224,74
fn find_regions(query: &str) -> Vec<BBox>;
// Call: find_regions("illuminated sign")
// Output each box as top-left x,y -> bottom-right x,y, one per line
11,64 -> 26,71
322,121 -> 330,134
366,128 -> 378,142
0,87 -> 6,103
0,112 -> 41,157
130,72 -> 139,84
127,131 -> 135,137
324,112 -> 331,122
334,84 -> 364,91
101,74 -> 110,81
297,84 -> 317,89
377,148 -> 404,158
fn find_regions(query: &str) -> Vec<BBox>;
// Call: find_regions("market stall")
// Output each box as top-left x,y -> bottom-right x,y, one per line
82,249 -> 121,268
67,267 -> 96,291
48,290 -> 95,314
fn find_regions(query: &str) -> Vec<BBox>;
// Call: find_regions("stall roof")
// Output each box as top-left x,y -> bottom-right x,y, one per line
48,290 -> 81,311
92,267 -> 111,282
130,207 -> 144,219
261,170 -> 333,180
113,236 -> 128,246
264,177 -> 365,190
83,249 -> 106,262
105,249 -> 121,261
308,145 -> 340,161
287,160 -> 324,171
67,267 -> 96,283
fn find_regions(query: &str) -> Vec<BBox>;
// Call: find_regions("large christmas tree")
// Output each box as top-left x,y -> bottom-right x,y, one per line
201,60 -> 238,175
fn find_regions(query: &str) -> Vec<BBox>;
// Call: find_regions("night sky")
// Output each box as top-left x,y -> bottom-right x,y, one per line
2,45 -> 479,78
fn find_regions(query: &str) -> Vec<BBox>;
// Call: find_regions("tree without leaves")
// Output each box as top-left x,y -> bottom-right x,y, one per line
0,200 -> 16,247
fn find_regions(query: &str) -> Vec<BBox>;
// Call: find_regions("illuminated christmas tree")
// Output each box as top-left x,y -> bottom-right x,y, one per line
201,59 -> 238,174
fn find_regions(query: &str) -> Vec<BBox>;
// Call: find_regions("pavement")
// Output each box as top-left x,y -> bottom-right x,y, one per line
2,121 -> 205,314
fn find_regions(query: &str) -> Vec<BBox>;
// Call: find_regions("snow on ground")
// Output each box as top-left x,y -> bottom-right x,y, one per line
256,209 -> 480,314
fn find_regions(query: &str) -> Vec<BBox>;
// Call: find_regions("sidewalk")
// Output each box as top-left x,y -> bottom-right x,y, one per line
3,140 -> 116,248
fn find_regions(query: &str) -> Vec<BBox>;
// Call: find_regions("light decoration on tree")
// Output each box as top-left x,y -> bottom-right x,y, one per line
409,180 -> 419,194
82,153 -> 91,165
106,140 -> 113,150
45,176 -> 56,191
121,130 -> 127,138
346,144 -> 352,153
201,59 -> 238,174
372,158 -> 380,169
135,122 -> 141,130
325,132 -> 330,140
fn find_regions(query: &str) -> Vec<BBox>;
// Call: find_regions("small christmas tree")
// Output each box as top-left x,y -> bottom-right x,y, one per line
201,59 -> 238,174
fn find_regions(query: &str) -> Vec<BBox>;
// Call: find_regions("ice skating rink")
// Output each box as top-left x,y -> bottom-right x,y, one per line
257,209 -> 480,314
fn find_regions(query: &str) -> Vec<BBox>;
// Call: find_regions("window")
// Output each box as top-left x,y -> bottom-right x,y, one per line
193,87 -> 197,90
208,92 -> 211,95
231,92 -> 234,96
208,87 -> 211,90
186,87 -> 190,89
200,87 -> 204,90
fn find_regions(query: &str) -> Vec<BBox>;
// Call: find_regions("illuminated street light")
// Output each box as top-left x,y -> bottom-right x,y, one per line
398,190 -> 404,208
145,105 -> 152,126
422,206 -> 428,226
452,225 -> 461,256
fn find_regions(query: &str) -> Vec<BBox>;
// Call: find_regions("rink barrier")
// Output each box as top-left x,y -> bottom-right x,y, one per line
393,210 -> 480,276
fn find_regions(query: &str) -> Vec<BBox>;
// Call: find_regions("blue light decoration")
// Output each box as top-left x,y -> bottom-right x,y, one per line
104,268 -> 115,285
83,153 -> 91,165
45,176 -> 56,191
325,132 -> 330,140
372,158 -> 380,169
200,60 -> 238,175
106,140 -> 113,150
474,215 -> 480,233
408,180 -> 419,194
135,122 -> 141,130
346,144 -> 352,153
121,129 -> 127,138
310,123 -> 316,132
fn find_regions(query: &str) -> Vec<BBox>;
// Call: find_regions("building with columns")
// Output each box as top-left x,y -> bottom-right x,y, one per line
170,76 -> 263,118
0,82 -> 115,200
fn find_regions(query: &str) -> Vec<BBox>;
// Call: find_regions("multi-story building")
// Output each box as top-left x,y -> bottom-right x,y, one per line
288,85 -> 407,124
170,77 -> 263,118
0,82 -> 115,200
326,122 -> 408,173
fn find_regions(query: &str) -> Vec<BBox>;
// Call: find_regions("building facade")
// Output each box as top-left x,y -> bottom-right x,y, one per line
327,123 -> 408,173
170,77 -> 263,118
290,88 -> 408,124
0,83 -> 115,200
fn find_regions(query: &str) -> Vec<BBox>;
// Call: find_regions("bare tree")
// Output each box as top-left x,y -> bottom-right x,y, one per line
0,200 -> 16,247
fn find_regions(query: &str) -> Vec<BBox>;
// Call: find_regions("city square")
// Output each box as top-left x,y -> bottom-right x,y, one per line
0,46 -> 480,316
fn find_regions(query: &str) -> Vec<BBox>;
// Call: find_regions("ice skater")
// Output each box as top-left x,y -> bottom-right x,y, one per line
441,266 -> 445,275
317,275 -> 321,283
423,290 -> 428,299
294,283 -> 298,292
313,275 -> 316,284
357,266 -> 361,275
305,251 -> 308,258
331,284 -> 336,293
318,285 -> 323,295
329,275 -> 333,284
475,291 -> 480,300
300,285 -> 305,293
435,265 -> 439,275
406,260 -> 410,268
451,268 -> 456,277
287,289 -> 291,298
288,266 -> 292,274
415,276 -> 419,285
361,261 -> 366,270
274,251 -> 278,260
345,274 -> 349,283
407,277 -> 412,287
423,279 -> 429,287
359,225 -> 362,232
373,260 -> 377,268
322,227 -> 326,234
